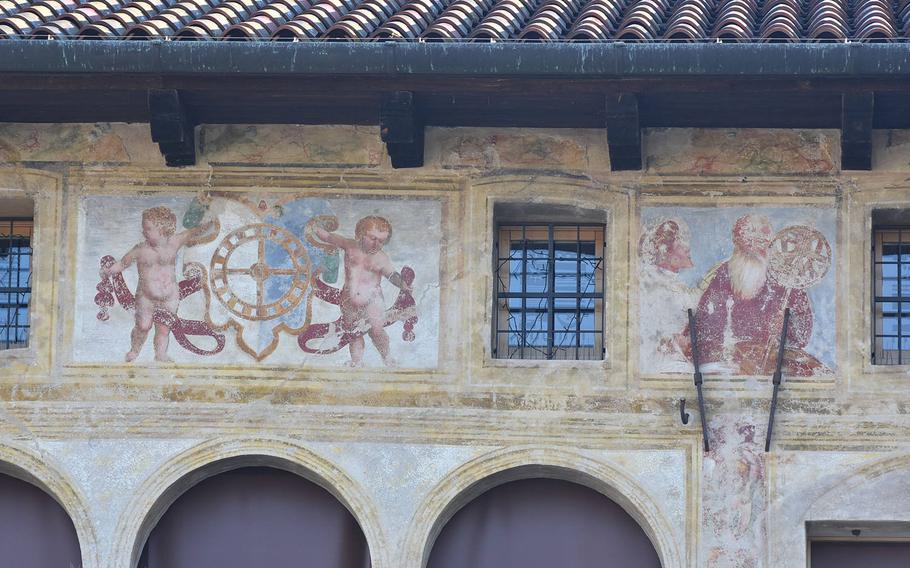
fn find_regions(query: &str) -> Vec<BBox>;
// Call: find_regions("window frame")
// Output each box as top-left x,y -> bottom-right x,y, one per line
492,221 -> 606,361
0,217 -> 33,351
871,217 -> 910,366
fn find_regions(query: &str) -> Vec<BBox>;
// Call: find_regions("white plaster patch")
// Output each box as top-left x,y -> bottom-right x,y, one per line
40,438 -> 201,566
308,441 -> 490,554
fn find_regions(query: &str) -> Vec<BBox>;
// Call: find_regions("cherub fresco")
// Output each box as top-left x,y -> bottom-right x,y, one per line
84,195 -> 438,366
640,207 -> 835,376
99,206 -> 216,362
311,215 -> 413,367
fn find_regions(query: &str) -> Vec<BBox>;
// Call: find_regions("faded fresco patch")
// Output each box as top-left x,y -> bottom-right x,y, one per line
644,128 -> 838,175
427,127 -> 608,170
198,125 -> 383,166
0,123 -> 161,164
702,414 -> 767,568
75,193 -> 441,367
639,205 -> 835,376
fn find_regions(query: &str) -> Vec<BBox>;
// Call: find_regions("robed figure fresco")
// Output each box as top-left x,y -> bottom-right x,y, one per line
640,207 -> 835,377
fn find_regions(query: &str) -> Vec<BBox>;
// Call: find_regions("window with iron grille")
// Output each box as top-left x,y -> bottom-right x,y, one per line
493,222 -> 605,360
1,218 -> 32,350
872,209 -> 910,365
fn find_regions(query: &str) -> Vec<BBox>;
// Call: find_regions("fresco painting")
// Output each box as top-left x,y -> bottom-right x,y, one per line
639,206 -> 836,376
78,193 -> 440,367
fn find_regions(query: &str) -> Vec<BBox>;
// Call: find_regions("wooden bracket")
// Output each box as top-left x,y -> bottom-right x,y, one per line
380,91 -> 424,169
841,92 -> 874,171
605,93 -> 642,171
148,89 -> 196,167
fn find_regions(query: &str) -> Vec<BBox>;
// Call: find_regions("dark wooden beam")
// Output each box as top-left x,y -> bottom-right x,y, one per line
841,91 -> 874,171
380,91 -> 424,169
148,89 -> 196,167
605,93 -> 641,171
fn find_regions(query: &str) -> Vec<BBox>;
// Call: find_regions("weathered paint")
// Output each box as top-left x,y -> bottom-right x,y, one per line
0,122 -> 908,568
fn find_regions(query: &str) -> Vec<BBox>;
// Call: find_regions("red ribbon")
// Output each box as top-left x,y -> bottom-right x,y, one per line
94,255 -> 225,356
298,266 -> 418,355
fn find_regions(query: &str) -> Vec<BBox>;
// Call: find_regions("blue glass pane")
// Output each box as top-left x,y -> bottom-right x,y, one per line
883,317 -> 899,335
579,332 -> 595,347
555,312 -> 577,333
554,259 -> 578,293
525,332 -> 548,347
506,244 -> 523,261
580,312 -> 595,331
882,264 -> 898,278
882,337 -> 899,350
882,279 -> 899,296
525,258 -> 549,293
882,243 -> 901,262
881,302 -> 899,314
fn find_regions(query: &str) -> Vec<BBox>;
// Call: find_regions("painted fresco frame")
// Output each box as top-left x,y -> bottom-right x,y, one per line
59,167 -> 461,384
633,179 -> 842,393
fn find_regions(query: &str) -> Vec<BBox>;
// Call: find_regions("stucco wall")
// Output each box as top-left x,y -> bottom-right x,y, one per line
0,122 -> 908,568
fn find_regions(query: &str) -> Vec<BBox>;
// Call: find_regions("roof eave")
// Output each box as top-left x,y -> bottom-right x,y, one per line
0,40 -> 908,77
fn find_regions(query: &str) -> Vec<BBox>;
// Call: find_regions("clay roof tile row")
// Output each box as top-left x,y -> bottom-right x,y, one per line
3,0 -> 910,40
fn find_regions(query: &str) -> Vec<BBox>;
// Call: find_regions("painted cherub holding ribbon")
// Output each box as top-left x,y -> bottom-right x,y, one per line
314,215 -> 411,367
100,205 -> 215,362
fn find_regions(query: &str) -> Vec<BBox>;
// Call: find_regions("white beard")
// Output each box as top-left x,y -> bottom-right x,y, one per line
729,250 -> 768,300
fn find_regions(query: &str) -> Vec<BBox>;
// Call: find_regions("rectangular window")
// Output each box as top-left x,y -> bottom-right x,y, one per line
1,218 -> 32,350
873,209 -> 910,365
493,222 -> 605,360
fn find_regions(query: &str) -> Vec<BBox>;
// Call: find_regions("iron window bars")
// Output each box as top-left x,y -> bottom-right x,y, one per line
493,223 -> 605,360
873,226 -> 910,365
0,218 -> 32,350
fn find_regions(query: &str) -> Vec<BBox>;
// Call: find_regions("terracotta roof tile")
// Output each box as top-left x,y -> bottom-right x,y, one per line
1,0 -> 909,40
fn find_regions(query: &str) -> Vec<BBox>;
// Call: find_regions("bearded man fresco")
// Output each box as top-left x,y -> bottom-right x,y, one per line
688,214 -> 814,372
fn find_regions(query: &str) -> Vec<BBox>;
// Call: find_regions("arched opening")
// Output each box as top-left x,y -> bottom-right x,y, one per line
426,477 -> 661,568
139,467 -> 370,568
0,472 -> 82,567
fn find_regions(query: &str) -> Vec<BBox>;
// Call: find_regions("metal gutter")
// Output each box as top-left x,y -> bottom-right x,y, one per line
0,40 -> 907,77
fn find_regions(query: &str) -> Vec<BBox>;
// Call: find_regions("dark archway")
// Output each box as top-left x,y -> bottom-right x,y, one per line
140,467 -> 370,568
0,473 -> 82,567
427,477 -> 661,568
811,541 -> 910,567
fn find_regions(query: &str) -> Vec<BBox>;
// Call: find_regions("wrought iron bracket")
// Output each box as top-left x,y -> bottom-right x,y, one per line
764,308 -> 791,452
679,398 -> 690,425
148,89 -> 196,167
380,91 -> 424,169
687,309 -> 710,452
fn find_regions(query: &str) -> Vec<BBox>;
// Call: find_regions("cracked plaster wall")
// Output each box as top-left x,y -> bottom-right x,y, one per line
0,123 -> 909,567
